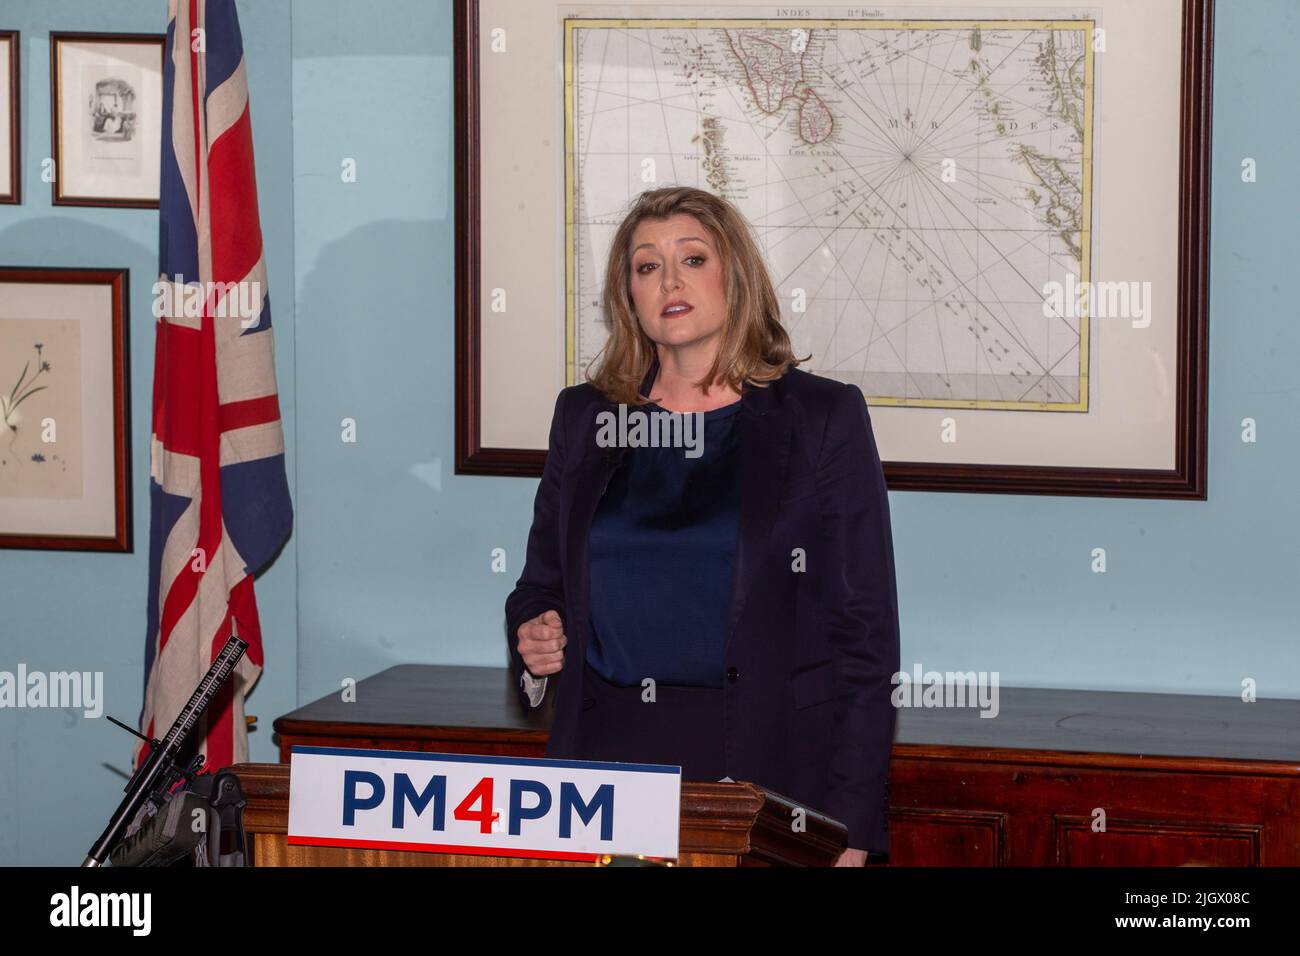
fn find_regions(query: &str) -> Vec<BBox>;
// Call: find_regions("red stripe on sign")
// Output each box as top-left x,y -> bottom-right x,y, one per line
284,835 -> 608,863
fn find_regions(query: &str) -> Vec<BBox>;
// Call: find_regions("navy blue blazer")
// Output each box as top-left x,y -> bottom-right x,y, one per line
504,356 -> 901,853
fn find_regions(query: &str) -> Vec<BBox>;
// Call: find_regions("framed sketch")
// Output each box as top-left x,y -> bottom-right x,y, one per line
0,31 -> 18,204
0,268 -> 132,552
455,0 -> 1211,499
50,32 -> 164,208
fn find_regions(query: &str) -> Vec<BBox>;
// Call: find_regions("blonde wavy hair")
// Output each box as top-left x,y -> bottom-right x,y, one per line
586,185 -> 808,406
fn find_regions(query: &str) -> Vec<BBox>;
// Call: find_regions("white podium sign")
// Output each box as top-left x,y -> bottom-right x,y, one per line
287,746 -> 681,862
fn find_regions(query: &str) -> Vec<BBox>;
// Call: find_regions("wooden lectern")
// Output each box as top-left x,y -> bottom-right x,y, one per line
232,762 -> 846,867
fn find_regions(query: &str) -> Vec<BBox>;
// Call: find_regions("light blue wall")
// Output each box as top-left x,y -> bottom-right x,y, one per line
1,0 -> 1297,865
290,0 -> 469,698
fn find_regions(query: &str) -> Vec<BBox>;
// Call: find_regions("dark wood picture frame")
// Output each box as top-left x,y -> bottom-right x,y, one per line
454,0 -> 1213,499
0,30 -> 18,204
0,267 -> 132,552
50,31 -> 164,209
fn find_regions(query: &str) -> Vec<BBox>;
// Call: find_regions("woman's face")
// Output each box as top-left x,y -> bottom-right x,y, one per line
627,213 -> 728,355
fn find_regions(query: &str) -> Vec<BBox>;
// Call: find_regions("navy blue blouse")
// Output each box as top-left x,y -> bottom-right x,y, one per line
585,398 -> 743,688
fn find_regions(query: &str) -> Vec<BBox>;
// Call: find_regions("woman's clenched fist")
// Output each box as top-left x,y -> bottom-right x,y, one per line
518,608 -> 567,677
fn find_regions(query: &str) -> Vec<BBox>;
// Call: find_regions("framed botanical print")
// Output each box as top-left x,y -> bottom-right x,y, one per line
0,267 -> 132,552
455,0 -> 1212,499
0,30 -> 18,204
50,32 -> 164,208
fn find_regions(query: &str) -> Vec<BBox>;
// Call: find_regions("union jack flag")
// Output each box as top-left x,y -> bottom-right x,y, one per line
138,0 -> 292,771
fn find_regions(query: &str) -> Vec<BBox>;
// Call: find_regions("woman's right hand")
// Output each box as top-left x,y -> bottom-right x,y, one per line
518,609 -> 567,677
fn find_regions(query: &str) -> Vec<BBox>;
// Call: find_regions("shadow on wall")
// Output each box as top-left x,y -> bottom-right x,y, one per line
0,217 -> 154,281
294,216 -> 480,697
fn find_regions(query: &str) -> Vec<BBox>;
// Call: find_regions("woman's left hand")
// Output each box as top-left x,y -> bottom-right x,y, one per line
833,847 -> 869,867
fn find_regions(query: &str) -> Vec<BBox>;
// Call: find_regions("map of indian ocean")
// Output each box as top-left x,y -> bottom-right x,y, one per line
565,16 -> 1097,410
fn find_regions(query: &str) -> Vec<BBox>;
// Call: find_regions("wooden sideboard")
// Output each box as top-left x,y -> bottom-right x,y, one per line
272,666 -> 1300,865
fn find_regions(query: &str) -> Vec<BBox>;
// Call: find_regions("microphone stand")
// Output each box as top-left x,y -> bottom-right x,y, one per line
82,626 -> 248,867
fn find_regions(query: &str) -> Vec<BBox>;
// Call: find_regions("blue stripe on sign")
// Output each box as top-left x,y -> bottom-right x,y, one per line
290,745 -> 683,775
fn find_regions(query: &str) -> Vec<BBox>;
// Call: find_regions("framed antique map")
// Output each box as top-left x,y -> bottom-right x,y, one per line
0,268 -> 132,551
455,0 -> 1211,498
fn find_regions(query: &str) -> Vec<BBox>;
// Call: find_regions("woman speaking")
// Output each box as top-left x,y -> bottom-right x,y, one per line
505,185 -> 900,866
